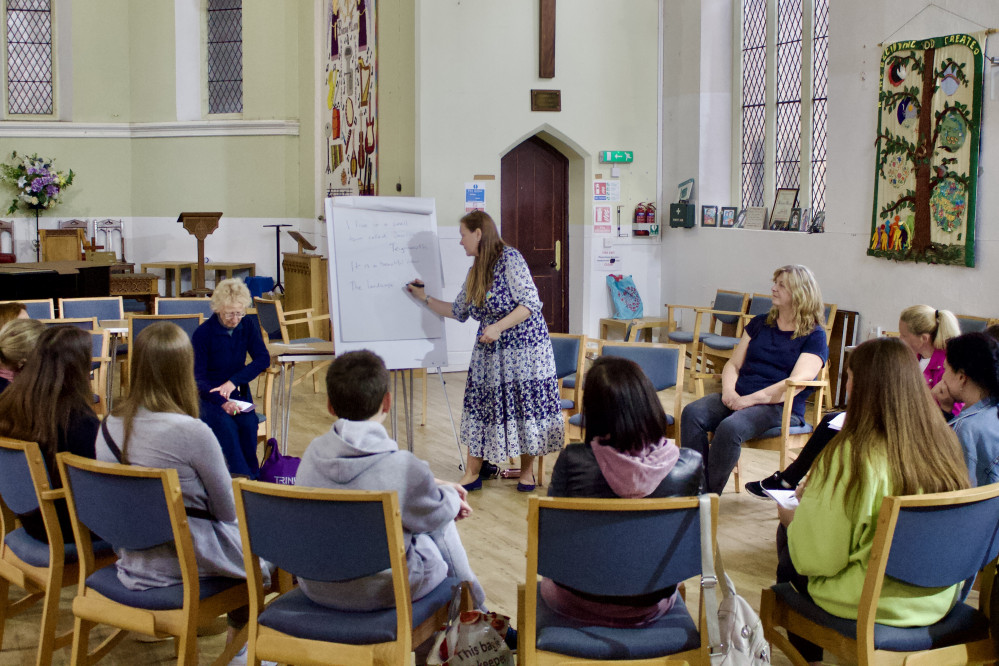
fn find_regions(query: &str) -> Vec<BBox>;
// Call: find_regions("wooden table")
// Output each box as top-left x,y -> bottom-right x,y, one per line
204,262 -> 256,287
110,272 -> 159,313
141,261 -> 198,297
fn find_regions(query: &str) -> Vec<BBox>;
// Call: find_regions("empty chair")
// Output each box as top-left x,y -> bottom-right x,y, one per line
0,299 -> 53,319
665,289 -> 749,372
545,332 -> 587,480
58,296 -> 123,323
957,313 -> 992,334
155,297 -> 214,319
233,480 -> 470,666
41,317 -> 97,331
691,292 -> 773,398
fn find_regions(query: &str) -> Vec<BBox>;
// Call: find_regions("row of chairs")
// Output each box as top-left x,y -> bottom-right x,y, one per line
4,436 -> 998,665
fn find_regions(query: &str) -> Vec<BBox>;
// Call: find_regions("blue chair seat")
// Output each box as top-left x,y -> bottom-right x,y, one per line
758,422 -> 813,439
5,528 -> 115,568
258,577 -> 459,644
569,412 -> 674,428
86,566 -> 244,611
560,398 -> 575,411
702,335 -> 740,350
256,412 -> 266,424
666,331 -> 695,344
563,373 -> 576,389
290,337 -> 325,345
534,585 -> 700,659
771,583 -> 989,652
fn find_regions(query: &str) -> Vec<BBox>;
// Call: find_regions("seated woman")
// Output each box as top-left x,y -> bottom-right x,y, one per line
748,303 -> 962,498
936,332 -> 999,486
0,318 -> 44,393
95,322 -> 268,649
777,337 -> 969,665
0,326 -> 98,542
680,265 -> 828,494
544,355 -> 703,627
192,278 -> 270,478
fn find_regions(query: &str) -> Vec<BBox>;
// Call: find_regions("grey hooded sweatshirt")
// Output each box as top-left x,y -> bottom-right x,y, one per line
296,418 -> 461,610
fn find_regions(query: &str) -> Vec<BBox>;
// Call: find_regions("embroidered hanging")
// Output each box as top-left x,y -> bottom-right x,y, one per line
870,32 -> 985,267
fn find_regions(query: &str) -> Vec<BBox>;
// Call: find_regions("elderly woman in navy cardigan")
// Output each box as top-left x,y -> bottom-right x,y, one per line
192,279 -> 270,478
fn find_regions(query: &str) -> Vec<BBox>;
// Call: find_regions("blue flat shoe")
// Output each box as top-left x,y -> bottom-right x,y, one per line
516,482 -> 536,493
461,478 -> 483,492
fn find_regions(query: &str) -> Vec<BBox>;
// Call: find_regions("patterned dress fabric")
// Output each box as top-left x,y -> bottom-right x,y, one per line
453,246 -> 564,461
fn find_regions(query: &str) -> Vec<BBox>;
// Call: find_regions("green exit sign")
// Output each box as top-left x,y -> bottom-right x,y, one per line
599,151 -> 633,163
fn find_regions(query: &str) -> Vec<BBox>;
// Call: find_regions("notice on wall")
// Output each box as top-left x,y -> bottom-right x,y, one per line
464,182 -> 486,212
594,205 -> 612,234
596,248 -> 621,270
592,180 -> 621,202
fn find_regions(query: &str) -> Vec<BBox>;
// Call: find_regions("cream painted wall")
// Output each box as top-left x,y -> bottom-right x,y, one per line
415,0 -> 662,358
71,0 -> 131,122
661,0 -> 999,340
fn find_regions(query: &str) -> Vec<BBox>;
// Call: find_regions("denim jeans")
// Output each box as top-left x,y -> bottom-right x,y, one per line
680,393 -> 799,494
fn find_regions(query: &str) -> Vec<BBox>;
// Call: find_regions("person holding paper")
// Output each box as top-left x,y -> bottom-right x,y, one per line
407,211 -> 563,492
192,278 -> 270,478
775,337 -> 969,664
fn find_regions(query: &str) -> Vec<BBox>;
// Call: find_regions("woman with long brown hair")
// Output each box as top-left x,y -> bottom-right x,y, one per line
407,211 -> 563,491
777,337 -> 970,664
0,325 -> 98,542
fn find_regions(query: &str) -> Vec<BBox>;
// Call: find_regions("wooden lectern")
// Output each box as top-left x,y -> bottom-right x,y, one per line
177,212 -> 222,295
282,250 -> 330,341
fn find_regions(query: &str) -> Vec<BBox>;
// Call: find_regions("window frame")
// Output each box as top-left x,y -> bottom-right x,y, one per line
202,0 -> 243,118
733,0 -> 826,212
2,0 -> 58,120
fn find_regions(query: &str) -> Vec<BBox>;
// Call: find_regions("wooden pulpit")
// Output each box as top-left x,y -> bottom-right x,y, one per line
177,212 -> 222,295
282,251 -> 330,341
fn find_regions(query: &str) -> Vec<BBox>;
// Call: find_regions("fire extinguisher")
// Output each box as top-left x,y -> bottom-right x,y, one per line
646,203 -> 657,235
633,203 -> 649,236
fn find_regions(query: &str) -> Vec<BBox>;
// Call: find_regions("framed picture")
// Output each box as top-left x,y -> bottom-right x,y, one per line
744,206 -> 767,230
799,208 -> 811,232
788,208 -> 802,232
735,208 -> 747,228
810,210 -> 826,233
701,205 -> 718,227
677,178 -> 695,203
769,188 -> 798,230
720,206 -> 737,227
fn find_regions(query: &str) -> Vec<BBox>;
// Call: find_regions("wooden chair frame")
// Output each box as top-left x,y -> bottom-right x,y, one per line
232,480 -> 468,666
543,333 -> 588,484
56,453 -> 249,666
0,299 -> 54,319
39,228 -> 86,262
690,293 -> 772,398
90,329 -> 111,418
517,495 -> 716,666
665,290 -> 749,375
819,303 -> 838,411
761,484 -> 999,666
664,290 -> 748,340
40,317 -> 98,331
125,313 -> 203,377
254,297 -> 335,395
0,438 -> 117,666
58,297 -> 128,392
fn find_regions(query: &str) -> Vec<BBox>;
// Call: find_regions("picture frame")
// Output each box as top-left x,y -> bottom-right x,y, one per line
701,205 -> 718,227
735,208 -> 747,228
743,206 -> 767,230
677,178 -> 695,203
810,210 -> 826,233
799,208 -> 811,232
788,208 -> 802,232
720,206 -> 737,228
769,187 -> 799,230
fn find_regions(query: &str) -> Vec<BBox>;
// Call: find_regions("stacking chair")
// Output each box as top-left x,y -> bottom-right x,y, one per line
233,480 -> 470,666
518,494 -> 716,665
762,483 -> 999,665
956,314 -> 992,335
731,371 -> 828,492
691,293 -> 773,398
0,298 -> 54,319
56,453 -> 249,666
90,329 -> 111,417
819,303 -> 838,411
59,297 -> 129,390
254,297 -> 335,395
41,317 -> 98,331
0,438 -> 116,666
126,313 -> 202,349
154,297 -> 214,319
665,289 -> 749,373
544,333 -> 587,482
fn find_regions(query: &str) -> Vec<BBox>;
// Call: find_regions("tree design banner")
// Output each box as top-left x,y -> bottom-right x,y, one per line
870,32 -> 985,267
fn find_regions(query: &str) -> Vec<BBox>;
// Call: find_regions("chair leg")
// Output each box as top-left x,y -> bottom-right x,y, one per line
537,454 -> 546,487
69,616 -> 93,666
733,460 -> 741,493
421,369 -> 428,427
0,577 -> 8,650
35,583 -> 61,666
176,627 -> 198,666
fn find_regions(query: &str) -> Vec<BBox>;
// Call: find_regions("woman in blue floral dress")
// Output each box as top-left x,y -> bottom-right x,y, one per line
408,211 -> 564,491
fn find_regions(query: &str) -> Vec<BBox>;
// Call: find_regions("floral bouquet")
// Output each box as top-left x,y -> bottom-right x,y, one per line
0,151 -> 75,214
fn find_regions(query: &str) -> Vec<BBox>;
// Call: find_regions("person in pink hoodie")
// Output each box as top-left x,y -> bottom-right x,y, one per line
544,355 -> 703,627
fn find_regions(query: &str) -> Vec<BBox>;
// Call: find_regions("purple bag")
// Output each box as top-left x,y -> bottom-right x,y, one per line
258,438 -> 300,485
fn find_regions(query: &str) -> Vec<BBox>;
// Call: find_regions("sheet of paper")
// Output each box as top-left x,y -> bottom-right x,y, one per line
828,411 -> 846,430
230,399 -> 256,413
763,488 -> 799,510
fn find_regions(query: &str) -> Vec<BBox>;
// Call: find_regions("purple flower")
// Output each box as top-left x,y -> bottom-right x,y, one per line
45,184 -> 58,197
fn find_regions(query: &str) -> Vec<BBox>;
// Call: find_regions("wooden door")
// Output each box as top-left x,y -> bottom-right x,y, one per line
500,136 -> 569,332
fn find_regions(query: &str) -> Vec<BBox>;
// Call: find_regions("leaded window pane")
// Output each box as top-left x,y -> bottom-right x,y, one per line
207,0 -> 242,114
5,0 -> 53,115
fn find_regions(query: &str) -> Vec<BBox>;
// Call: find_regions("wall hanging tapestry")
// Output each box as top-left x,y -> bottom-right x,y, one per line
323,0 -> 377,201
870,32 -> 985,267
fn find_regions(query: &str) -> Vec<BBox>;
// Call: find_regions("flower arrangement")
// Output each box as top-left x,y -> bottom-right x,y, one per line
0,151 -> 75,214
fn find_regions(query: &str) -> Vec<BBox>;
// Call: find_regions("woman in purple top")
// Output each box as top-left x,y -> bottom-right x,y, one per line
681,265 -> 828,494
407,211 -> 563,492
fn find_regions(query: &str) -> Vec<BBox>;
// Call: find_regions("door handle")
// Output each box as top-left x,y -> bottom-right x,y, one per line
553,240 -> 561,271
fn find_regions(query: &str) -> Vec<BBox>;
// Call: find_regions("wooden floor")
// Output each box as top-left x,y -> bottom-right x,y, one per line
2,368 -> 855,664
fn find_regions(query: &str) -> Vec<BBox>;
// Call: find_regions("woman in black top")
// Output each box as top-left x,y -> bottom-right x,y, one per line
0,326 -> 98,542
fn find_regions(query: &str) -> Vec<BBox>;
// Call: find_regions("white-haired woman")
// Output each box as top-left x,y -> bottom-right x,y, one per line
192,278 -> 270,478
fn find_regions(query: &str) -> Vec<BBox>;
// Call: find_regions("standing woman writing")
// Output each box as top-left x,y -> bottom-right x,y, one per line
407,211 -> 564,491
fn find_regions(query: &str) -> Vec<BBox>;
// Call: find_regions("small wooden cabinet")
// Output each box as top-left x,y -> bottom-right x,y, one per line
282,252 -> 330,340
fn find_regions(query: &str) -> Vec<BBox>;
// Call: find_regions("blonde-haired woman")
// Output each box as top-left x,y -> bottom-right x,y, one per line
777,337 -> 969,664
681,265 -> 829,494
899,304 -> 962,415
193,278 -> 270,478
95,322 -> 267,649
407,211 -> 563,491
0,318 -> 44,393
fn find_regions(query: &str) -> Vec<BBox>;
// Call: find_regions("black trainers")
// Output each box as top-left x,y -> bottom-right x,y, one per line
479,461 -> 501,480
745,472 -> 794,500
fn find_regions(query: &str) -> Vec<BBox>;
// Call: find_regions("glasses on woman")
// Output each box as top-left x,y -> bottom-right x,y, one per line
221,310 -> 246,321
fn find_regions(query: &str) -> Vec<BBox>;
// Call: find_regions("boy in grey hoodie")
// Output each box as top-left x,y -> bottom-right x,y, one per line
296,350 -> 486,610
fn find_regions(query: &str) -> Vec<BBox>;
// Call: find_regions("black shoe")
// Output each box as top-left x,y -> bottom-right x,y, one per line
479,462 -> 501,480
504,626 -> 518,651
745,472 -> 794,500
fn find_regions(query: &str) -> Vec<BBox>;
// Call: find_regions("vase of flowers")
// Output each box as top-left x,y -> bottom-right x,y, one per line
0,151 -> 75,260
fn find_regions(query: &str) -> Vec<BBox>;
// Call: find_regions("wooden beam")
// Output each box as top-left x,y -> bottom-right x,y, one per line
539,0 -> 555,78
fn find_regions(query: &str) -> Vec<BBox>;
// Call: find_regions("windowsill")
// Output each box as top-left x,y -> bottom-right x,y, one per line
0,119 -> 299,138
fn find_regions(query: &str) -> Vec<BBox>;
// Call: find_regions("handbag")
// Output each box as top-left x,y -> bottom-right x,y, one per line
606,274 -> 644,319
258,438 -> 300,485
427,584 -> 513,666
699,495 -> 771,665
